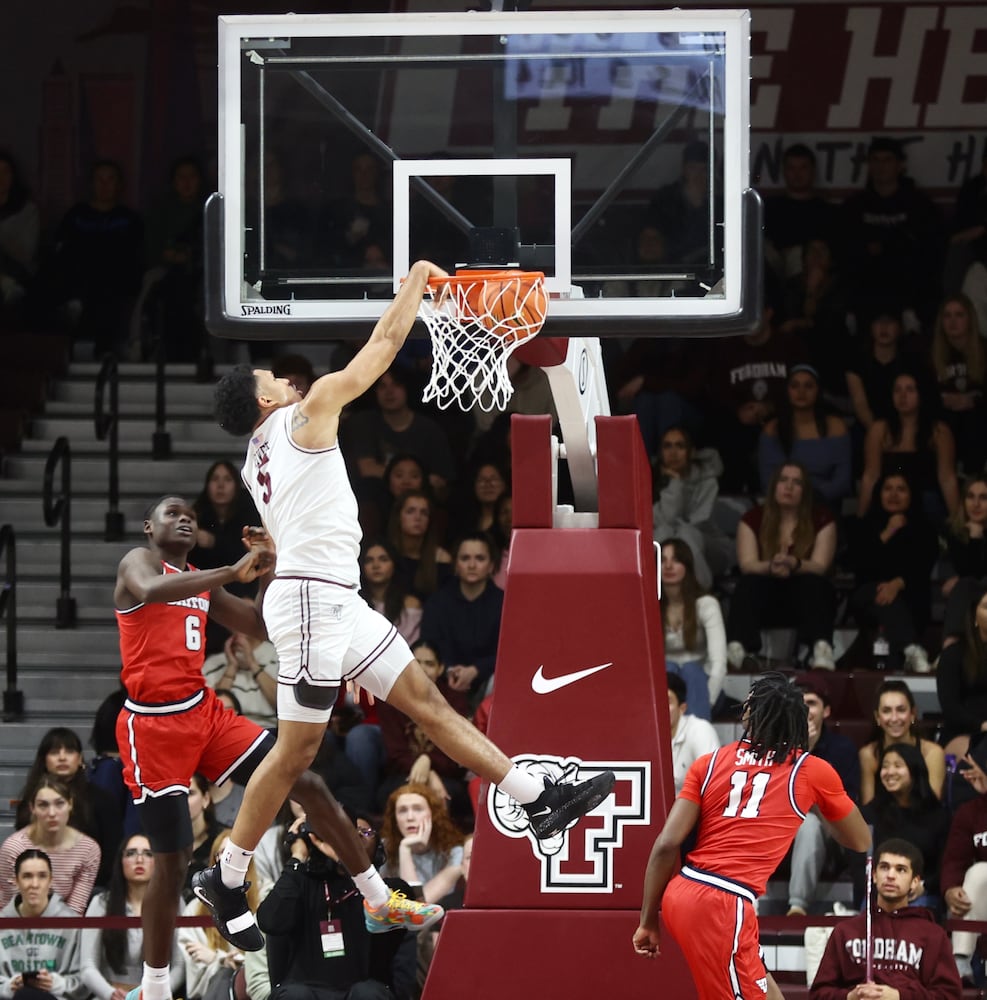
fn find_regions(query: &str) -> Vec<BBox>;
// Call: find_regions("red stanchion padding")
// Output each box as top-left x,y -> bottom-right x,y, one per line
425,910 -> 693,1000
423,415 -> 692,999
510,414 -> 554,529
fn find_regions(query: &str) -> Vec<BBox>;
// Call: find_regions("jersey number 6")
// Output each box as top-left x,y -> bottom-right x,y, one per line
185,616 -> 202,652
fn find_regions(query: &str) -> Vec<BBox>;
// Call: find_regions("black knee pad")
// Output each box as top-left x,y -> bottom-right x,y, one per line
137,792 -> 194,854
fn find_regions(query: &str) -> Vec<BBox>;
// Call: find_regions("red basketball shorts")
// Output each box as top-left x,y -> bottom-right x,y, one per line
116,687 -> 268,803
663,869 -> 768,1000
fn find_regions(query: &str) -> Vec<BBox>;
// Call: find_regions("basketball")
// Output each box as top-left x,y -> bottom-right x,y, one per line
477,276 -> 548,344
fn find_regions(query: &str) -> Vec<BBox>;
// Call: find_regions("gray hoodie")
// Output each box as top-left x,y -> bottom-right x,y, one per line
0,892 -> 86,1000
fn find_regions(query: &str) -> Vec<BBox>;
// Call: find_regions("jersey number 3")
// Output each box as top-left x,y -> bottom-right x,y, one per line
722,771 -> 771,818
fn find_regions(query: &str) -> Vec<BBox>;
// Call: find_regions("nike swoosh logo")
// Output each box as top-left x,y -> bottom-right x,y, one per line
531,661 -> 614,695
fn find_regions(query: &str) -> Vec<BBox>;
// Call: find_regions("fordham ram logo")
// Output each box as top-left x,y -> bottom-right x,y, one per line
487,755 -> 651,893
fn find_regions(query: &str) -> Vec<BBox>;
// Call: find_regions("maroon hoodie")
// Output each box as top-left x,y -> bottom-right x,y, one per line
941,794 -> 987,892
810,905 -> 962,1000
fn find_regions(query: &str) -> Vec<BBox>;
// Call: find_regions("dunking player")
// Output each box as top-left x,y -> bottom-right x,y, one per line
114,497 -> 441,1000
633,673 -> 871,999
197,259 -> 615,946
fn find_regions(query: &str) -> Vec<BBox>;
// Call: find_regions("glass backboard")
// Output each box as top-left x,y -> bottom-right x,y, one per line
207,9 -> 760,339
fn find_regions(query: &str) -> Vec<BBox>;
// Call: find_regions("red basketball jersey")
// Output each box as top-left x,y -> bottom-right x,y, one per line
116,561 -> 210,703
679,740 -> 854,897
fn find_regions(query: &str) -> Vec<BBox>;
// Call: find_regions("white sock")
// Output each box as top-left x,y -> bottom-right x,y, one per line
141,963 -> 171,1000
498,764 -> 545,805
220,840 -> 253,889
353,866 -> 391,909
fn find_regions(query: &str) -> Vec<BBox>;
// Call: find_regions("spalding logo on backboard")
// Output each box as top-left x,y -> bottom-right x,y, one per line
487,755 -> 651,893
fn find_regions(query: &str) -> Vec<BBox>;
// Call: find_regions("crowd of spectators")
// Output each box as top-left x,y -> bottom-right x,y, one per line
3,134 -> 987,995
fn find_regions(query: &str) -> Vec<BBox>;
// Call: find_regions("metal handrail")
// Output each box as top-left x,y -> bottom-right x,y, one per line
151,307 -> 172,459
0,524 -> 22,720
42,436 -> 76,628
95,353 -> 124,540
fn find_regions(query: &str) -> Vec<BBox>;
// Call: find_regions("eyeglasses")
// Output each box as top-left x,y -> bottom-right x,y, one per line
123,848 -> 154,860
357,827 -> 377,839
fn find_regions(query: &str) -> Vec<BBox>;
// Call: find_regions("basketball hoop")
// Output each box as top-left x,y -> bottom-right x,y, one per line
419,270 -> 547,412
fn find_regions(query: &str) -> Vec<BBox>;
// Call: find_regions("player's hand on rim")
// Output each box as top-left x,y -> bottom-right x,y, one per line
632,924 -> 660,958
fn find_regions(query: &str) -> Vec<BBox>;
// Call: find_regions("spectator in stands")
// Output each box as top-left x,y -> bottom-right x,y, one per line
840,136 -> 943,326
758,363 -> 853,509
253,799 -> 303,892
726,462 -> 838,670
786,673 -> 861,917
81,834 -> 183,1000
0,775 -> 100,916
0,148 -> 40,325
183,773 -> 223,904
941,740 -> 987,985
180,830 -> 253,1000
53,159 -> 144,357
491,492 -> 513,591
344,366 -> 455,501
844,304 -> 916,432
660,538 -> 726,720
859,680 -> 946,804
853,743 -> 949,911
929,293 -> 986,476
449,460 -> 509,541
762,144 -> 839,281
387,490 -> 451,599
849,472 -> 938,675
778,239 -> 852,402
15,727 -> 121,889
811,837 -> 962,1000
259,808 -> 410,1000
360,539 -> 423,645
202,631 -> 277,730
615,340 -> 709,456
708,301 -> 806,495
327,152 -> 391,269
857,371 -> 959,522
420,534 -> 504,703
936,587 -> 987,748
666,672 -> 718,794
89,689 -> 141,839
376,640 -> 470,816
652,426 -> 733,589
945,150 -> 987,296
190,459 -> 261,653
647,140 -> 721,270
384,454 -> 428,511
330,685 -> 384,801
380,784 -> 465,905
0,849 -> 84,1000
141,156 -> 207,363
940,476 -> 987,604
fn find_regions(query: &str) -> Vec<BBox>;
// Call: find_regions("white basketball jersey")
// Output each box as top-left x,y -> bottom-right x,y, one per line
242,405 -> 362,586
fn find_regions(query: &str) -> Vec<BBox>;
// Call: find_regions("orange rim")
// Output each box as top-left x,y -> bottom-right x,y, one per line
425,269 -> 545,290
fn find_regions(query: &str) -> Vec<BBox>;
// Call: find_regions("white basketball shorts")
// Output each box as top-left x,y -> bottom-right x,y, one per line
264,576 -> 414,724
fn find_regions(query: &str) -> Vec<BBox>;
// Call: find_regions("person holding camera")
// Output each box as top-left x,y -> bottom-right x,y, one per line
0,849 -> 86,1000
258,811 -> 434,1000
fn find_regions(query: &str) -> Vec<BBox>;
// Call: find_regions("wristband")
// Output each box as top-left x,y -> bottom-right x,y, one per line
252,668 -> 264,681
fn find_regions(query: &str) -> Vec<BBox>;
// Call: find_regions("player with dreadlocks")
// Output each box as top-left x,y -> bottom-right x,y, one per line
633,672 -> 870,999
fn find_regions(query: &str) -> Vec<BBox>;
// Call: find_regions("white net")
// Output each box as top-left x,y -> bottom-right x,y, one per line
419,271 -> 547,412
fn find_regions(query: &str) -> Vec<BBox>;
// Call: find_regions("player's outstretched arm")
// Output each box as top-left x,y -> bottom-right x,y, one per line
115,548 -> 270,609
302,260 -> 449,418
633,798 -> 699,956
827,805 -> 871,853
